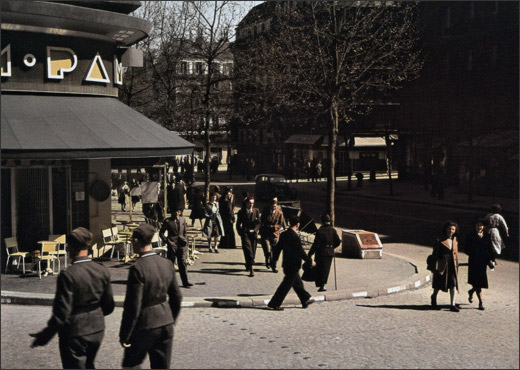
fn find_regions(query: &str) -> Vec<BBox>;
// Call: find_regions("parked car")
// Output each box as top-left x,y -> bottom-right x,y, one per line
254,174 -> 298,201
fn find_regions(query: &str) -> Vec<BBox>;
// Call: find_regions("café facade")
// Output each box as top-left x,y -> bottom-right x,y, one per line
1,1 -> 194,256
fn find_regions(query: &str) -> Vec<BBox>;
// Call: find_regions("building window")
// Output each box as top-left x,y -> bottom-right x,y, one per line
181,61 -> 188,74
196,62 -> 204,74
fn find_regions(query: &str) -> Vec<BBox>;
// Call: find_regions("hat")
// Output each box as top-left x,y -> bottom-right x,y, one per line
288,215 -> 300,227
67,227 -> 92,250
132,223 -> 155,244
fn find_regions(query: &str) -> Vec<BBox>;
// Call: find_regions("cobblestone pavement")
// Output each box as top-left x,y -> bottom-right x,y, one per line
2,259 -> 517,369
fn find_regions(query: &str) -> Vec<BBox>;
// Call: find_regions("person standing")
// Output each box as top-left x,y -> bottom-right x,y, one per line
465,218 -> 495,310
308,213 -> 341,292
173,177 -> 187,216
236,196 -> 261,276
160,209 -> 192,289
267,215 -> 316,310
431,221 -> 460,312
119,224 -> 183,369
259,197 -> 285,271
202,192 -> 225,253
484,204 -> 509,264
118,181 -> 130,211
189,186 -> 206,228
219,187 -> 236,249
130,178 -> 140,211
30,227 -> 114,369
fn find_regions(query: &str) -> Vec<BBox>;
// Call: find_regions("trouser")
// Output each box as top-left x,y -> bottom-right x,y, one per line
268,269 -> 311,308
260,236 -> 278,266
59,331 -> 104,369
219,220 -> 236,248
315,255 -> 333,287
168,246 -> 189,286
122,325 -> 174,369
241,233 -> 258,270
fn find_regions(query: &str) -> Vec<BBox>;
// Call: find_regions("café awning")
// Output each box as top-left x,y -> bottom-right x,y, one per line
1,94 -> 194,159
284,134 -> 322,145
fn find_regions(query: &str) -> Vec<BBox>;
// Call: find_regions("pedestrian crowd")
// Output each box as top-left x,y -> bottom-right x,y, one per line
28,192 -> 509,368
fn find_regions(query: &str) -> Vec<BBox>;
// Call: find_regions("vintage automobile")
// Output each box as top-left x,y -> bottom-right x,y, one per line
254,174 -> 298,202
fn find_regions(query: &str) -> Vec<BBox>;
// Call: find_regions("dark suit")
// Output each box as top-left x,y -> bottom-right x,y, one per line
120,252 -> 182,369
259,205 -> 284,267
308,225 -> 341,287
35,256 -> 114,369
268,229 -> 313,308
236,207 -> 261,271
159,216 -> 189,286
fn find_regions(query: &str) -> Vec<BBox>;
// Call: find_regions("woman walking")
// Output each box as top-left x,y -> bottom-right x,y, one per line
484,204 -> 509,264
218,187 -> 236,249
466,218 -> 495,310
203,192 -> 225,253
189,187 -> 206,228
431,221 -> 460,312
308,213 -> 341,292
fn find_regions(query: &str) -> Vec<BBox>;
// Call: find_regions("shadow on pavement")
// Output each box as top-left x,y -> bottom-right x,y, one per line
356,303 -> 470,311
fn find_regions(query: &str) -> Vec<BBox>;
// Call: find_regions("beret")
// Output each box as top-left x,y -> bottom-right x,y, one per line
132,223 -> 155,244
68,227 -> 93,249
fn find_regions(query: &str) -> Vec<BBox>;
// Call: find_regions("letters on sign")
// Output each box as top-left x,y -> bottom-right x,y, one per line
1,44 -> 11,77
85,54 -> 110,83
47,46 -> 78,79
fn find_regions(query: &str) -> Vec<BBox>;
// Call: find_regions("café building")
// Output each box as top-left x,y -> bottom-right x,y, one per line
1,1 -> 194,256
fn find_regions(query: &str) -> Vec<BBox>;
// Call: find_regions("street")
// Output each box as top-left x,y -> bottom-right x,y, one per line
2,257 -> 518,369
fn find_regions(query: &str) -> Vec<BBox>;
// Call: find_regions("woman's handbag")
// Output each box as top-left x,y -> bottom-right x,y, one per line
426,253 -> 447,274
302,261 -> 316,282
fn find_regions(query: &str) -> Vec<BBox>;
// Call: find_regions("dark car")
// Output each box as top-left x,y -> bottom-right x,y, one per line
254,174 -> 298,201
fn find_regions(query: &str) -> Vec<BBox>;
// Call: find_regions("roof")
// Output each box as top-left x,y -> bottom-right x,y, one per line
284,134 -> 322,145
1,94 -> 194,160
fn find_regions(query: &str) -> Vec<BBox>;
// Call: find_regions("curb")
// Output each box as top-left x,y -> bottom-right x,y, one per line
1,273 -> 433,308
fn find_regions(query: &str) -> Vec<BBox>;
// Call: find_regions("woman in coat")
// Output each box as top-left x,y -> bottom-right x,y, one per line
431,221 -> 460,312
118,181 -> 130,211
308,213 -> 341,292
465,218 -> 494,310
202,192 -> 225,253
189,187 -> 206,228
484,204 -> 509,263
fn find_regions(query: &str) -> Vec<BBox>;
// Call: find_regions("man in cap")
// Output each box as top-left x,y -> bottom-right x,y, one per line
159,208 -> 192,288
267,215 -> 316,311
120,223 -> 183,369
30,227 -> 115,369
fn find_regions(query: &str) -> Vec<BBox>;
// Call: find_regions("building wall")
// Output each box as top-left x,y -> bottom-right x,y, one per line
88,159 -> 112,248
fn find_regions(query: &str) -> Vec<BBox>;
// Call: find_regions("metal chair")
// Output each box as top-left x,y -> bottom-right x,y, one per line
152,232 -> 167,258
48,234 -> 68,267
3,237 -> 29,274
109,227 -> 128,261
36,241 -> 60,279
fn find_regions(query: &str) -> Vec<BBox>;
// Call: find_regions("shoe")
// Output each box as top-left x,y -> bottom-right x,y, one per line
302,298 -> 315,309
318,286 -> 327,292
214,248 -> 219,253
468,290 -> 474,303
450,305 -> 460,312
183,283 -> 193,288
268,306 -> 284,311
209,248 -> 214,253
478,304 -> 485,311
249,269 -> 254,277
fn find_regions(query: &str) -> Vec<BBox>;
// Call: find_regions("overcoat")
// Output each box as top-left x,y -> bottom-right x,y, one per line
202,202 -> 225,237
465,231 -> 493,289
432,237 -> 459,292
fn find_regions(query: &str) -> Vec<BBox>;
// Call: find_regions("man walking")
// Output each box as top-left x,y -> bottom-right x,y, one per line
30,227 -> 115,369
160,208 -> 193,288
120,223 -> 183,369
267,215 -> 316,311
236,196 -> 261,276
260,197 -> 284,272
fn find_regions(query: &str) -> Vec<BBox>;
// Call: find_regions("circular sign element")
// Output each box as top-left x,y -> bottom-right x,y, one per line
23,54 -> 36,67
89,180 -> 111,202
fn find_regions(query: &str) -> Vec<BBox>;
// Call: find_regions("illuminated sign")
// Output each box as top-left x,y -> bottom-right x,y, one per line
46,46 -> 78,79
1,44 -> 11,77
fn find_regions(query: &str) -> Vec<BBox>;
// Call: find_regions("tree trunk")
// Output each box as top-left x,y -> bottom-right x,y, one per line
204,112 -> 211,203
327,101 -> 339,225
385,133 -> 394,196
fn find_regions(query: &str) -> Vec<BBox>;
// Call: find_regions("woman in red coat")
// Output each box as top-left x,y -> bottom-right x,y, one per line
431,221 -> 460,312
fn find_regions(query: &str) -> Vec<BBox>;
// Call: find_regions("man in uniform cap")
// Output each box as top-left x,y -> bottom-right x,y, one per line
30,227 -> 115,369
120,223 -> 183,369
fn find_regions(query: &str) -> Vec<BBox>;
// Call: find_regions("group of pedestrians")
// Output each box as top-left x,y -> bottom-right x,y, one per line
30,225 -> 182,369
430,204 -> 509,312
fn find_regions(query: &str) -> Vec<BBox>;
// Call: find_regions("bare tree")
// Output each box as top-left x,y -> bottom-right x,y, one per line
234,1 -> 422,224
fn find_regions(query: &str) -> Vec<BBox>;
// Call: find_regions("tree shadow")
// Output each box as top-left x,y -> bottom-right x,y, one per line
188,268 -> 246,276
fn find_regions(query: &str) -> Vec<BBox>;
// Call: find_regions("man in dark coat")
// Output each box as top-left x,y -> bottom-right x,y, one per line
308,213 -> 341,292
160,208 -> 193,288
30,227 -> 115,369
267,216 -> 316,310
236,196 -> 261,276
120,223 -> 183,369
260,197 -> 285,271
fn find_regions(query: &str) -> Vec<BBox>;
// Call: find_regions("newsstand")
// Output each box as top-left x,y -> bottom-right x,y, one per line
342,230 -> 383,259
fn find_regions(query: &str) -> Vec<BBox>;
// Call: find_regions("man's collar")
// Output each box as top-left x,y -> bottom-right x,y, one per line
73,255 -> 92,264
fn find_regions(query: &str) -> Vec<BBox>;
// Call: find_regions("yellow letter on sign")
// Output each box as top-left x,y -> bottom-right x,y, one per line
47,46 -> 78,79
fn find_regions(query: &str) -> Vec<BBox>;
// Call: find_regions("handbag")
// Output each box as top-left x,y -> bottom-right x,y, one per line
302,261 -> 316,282
426,253 -> 447,274
426,254 -> 437,272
